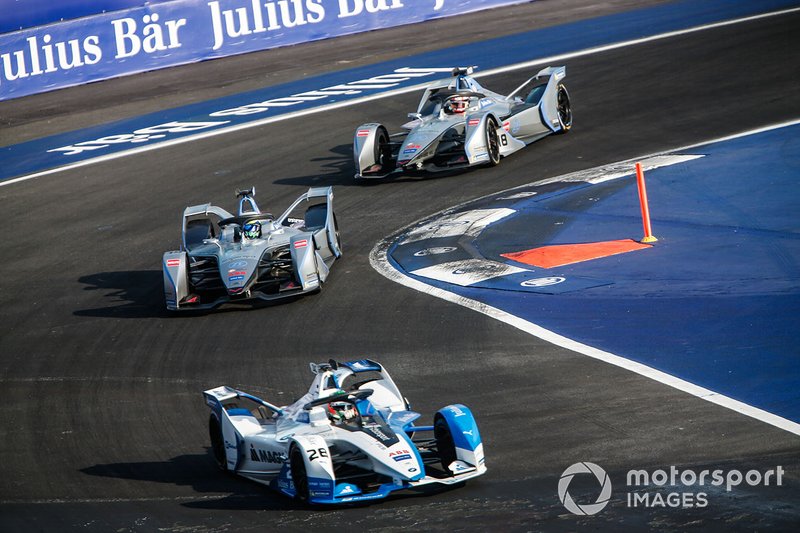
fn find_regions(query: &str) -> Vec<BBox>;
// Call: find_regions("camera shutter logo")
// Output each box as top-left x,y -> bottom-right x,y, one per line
558,462 -> 612,515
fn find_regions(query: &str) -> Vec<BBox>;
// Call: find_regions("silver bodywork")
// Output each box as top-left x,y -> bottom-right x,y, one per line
354,66 -> 571,179
163,187 -> 340,311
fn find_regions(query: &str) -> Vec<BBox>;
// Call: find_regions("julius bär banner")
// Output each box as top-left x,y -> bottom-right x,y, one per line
0,0 -> 528,100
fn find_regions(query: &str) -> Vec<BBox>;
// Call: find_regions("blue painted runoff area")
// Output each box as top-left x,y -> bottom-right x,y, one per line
395,124 -> 800,423
2,0 -> 799,182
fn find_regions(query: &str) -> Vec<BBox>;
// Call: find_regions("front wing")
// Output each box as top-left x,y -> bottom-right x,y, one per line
355,115 -> 525,180
162,249 -> 320,311
274,461 -> 487,505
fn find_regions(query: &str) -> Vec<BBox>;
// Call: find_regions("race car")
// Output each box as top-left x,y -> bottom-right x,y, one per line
162,186 -> 341,311
353,65 -> 571,179
203,359 -> 486,504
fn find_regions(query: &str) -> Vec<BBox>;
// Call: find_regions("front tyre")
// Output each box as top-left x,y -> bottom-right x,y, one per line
208,415 -> 227,471
556,84 -> 572,133
290,445 -> 310,502
375,127 -> 392,170
434,415 -> 457,476
485,117 -> 501,166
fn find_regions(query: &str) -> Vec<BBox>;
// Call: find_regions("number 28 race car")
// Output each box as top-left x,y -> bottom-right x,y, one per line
353,66 -> 571,179
203,359 -> 486,504
162,186 -> 341,311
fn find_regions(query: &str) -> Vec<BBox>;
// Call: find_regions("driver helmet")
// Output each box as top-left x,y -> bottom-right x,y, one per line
328,401 -> 357,424
444,95 -> 470,114
242,221 -> 261,239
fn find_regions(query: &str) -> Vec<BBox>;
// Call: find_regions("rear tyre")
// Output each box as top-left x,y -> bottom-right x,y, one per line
555,84 -> 572,133
485,117 -> 501,166
434,416 -> 457,476
209,415 -> 227,471
290,445 -> 309,502
333,213 -> 342,256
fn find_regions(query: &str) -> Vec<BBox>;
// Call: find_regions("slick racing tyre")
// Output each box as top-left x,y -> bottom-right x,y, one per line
209,415 -> 228,471
333,213 -> 342,256
375,126 -> 392,170
485,117 -> 501,166
556,84 -> 572,133
290,445 -> 310,502
434,416 -> 458,476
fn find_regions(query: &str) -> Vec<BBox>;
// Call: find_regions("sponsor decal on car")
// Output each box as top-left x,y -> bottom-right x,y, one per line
468,118 -> 481,127
228,275 -> 245,281
403,148 -> 418,155
166,258 -> 181,267
357,129 -> 371,137
294,239 -> 308,248
479,98 -> 493,108
448,405 -> 467,417
228,269 -> 246,276
390,449 -> 413,462
405,143 -> 421,149
249,445 -> 286,464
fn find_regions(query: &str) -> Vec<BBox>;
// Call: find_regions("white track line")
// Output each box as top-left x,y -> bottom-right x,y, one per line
3,6 -> 799,188
369,120 -> 800,436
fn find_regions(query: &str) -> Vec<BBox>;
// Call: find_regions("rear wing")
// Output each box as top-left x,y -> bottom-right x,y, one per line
203,386 -> 284,415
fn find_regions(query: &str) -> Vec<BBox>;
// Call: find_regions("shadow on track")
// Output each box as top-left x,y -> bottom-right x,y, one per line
74,270 -> 167,319
81,451 -> 460,511
73,270 -> 310,318
274,143 -> 358,187
80,452 -> 300,510
274,142 -> 488,187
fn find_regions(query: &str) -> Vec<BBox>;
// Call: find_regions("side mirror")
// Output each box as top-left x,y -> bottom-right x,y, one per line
407,112 -> 422,120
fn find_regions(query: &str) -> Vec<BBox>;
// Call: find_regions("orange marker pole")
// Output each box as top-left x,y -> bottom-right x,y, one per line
635,162 -> 658,243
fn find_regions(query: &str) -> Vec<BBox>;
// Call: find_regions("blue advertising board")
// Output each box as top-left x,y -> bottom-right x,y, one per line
0,1 -> 177,33
0,0 -> 528,101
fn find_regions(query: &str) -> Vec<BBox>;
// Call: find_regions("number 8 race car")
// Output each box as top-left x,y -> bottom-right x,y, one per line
353,65 -> 571,180
203,359 -> 486,505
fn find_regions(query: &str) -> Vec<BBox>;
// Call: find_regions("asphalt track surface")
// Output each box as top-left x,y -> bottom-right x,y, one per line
1,1 -> 799,531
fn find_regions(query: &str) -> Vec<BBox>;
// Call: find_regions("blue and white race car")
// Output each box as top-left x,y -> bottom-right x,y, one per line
203,359 -> 486,504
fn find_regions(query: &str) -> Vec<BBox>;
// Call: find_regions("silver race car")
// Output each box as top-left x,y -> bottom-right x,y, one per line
203,359 -> 486,505
354,66 -> 571,179
163,187 -> 341,311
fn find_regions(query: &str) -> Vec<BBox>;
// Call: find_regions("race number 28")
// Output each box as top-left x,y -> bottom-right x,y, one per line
307,448 -> 329,461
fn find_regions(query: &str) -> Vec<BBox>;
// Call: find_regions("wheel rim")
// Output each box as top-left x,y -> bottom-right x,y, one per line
557,87 -> 572,129
486,120 -> 500,163
290,448 -> 308,500
376,131 -> 390,168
